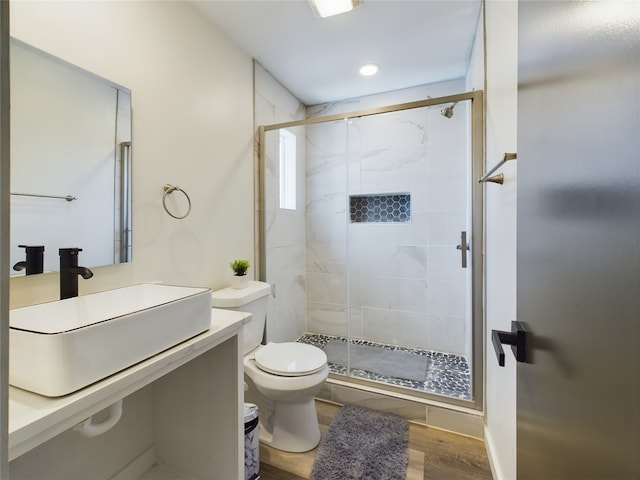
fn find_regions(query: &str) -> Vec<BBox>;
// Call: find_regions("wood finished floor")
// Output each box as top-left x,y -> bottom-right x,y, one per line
258,400 -> 493,480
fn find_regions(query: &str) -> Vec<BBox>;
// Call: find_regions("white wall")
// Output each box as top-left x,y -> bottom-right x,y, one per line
8,1 -> 254,477
9,0 -> 254,308
480,2 -> 518,479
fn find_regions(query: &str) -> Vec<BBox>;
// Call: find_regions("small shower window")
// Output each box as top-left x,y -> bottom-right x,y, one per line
349,193 -> 411,223
279,129 -> 296,210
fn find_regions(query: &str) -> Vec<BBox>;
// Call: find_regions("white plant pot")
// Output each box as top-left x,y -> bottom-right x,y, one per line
231,275 -> 248,289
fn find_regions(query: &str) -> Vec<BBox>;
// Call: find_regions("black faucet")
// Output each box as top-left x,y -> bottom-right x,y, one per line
59,248 -> 94,299
13,245 -> 45,275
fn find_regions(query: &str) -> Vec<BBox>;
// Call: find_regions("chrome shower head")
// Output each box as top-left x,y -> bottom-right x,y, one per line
440,102 -> 457,118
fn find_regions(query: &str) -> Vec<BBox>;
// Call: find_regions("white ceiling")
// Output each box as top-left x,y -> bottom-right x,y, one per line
190,0 -> 482,105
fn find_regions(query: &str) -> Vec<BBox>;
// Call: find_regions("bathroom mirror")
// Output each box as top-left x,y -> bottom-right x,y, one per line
9,38 -> 132,275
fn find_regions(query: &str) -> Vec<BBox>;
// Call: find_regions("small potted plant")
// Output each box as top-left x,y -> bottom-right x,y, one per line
229,259 -> 250,289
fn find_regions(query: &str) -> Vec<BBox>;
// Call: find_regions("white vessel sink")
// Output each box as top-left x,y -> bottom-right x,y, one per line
10,283 -> 212,397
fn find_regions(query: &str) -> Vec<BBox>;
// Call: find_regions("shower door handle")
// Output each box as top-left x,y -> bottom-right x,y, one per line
456,231 -> 469,268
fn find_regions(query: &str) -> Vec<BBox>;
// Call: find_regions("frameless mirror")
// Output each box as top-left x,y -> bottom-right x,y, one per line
10,38 -> 132,275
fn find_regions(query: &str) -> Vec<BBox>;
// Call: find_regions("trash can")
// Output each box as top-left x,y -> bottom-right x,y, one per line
244,403 -> 259,480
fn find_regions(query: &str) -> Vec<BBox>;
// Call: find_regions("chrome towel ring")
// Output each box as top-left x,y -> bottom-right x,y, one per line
162,184 -> 192,219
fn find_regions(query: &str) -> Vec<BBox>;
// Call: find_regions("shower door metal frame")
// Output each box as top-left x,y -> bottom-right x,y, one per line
257,90 -> 484,411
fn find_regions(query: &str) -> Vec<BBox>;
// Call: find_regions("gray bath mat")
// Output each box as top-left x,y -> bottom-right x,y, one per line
310,404 -> 408,480
323,339 -> 428,382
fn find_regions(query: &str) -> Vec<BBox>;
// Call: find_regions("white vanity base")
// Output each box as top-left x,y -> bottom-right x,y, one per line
9,308 -> 248,480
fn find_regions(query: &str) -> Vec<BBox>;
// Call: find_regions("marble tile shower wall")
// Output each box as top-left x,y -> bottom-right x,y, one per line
255,64 -> 307,343
305,103 -> 470,357
262,128 -> 308,343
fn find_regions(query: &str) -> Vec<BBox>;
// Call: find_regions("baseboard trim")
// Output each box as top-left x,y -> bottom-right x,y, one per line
484,426 -> 506,480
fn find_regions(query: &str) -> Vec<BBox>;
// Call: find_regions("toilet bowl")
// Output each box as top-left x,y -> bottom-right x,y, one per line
212,281 -> 328,452
245,342 -> 328,452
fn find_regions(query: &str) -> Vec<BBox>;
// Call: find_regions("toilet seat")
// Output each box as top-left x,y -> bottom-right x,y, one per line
254,342 -> 327,377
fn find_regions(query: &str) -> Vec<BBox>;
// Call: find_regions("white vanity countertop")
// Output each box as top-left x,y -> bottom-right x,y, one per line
8,308 -> 249,461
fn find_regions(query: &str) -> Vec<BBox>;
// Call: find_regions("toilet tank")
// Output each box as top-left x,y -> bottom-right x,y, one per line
211,281 -> 271,354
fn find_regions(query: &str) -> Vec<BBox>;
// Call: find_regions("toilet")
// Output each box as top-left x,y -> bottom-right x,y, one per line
212,280 -> 328,452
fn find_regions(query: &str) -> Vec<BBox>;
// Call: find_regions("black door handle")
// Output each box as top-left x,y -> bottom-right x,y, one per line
492,321 -> 526,367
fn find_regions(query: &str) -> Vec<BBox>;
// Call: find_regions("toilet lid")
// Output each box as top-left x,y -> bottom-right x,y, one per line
254,342 -> 327,377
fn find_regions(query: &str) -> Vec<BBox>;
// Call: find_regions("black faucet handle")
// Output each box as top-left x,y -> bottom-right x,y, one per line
59,248 -> 84,270
19,244 -> 45,252
59,247 -> 83,256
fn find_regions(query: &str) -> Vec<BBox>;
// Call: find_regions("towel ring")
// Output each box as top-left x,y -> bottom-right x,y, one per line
162,184 -> 191,219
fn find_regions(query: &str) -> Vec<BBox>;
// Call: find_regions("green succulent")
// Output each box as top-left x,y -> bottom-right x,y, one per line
229,259 -> 250,276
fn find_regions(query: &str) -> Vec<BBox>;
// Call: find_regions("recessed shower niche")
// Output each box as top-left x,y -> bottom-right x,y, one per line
349,193 -> 411,223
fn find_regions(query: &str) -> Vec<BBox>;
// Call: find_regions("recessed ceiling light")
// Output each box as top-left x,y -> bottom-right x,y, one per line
359,63 -> 379,76
309,0 -> 361,18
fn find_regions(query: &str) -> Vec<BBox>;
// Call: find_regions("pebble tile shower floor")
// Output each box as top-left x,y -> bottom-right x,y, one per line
298,334 -> 471,400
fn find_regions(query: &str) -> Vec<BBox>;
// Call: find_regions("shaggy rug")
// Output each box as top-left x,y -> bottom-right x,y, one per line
310,405 -> 409,480
323,339 -> 429,382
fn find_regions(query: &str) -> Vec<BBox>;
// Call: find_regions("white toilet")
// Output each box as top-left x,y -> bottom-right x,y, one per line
212,281 -> 329,452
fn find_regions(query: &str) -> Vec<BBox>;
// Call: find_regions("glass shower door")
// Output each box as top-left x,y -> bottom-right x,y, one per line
304,119 -> 351,370
344,101 -> 473,399
261,93 -> 482,404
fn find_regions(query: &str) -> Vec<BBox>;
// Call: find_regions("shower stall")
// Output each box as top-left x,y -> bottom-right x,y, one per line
258,92 -> 483,408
